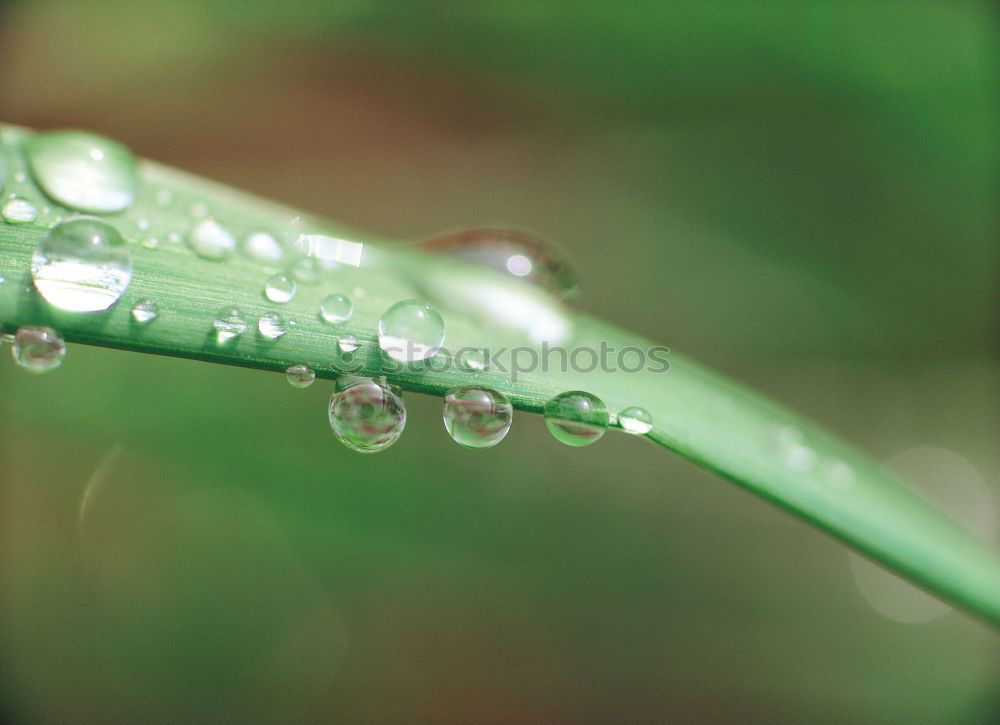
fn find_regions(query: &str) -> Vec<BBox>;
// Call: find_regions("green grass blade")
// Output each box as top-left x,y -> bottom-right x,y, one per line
2,123 -> 998,624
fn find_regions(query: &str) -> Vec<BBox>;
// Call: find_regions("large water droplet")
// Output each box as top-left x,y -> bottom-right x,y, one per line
188,218 -> 236,260
264,273 -> 296,303
130,298 -> 158,325
443,387 -> 513,449
286,363 -> 315,388
25,130 -> 139,213
2,197 -> 38,223
320,293 -> 353,325
243,231 -> 284,264
31,217 -> 132,312
618,406 -> 653,435
12,326 -> 65,373
213,306 -> 247,344
422,227 -> 577,299
328,377 -> 406,453
258,312 -> 287,340
378,299 -> 445,362
544,391 -> 609,447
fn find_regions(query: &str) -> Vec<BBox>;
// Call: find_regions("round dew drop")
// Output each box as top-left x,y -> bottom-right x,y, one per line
31,217 -> 133,312
12,326 -> 65,373
320,293 -> 353,325
213,306 -> 247,344
442,387 -> 513,449
378,299 -> 445,362
188,218 -> 236,260
328,377 -> 406,453
25,130 -> 139,214
618,406 -> 653,435
264,273 -> 296,303
258,312 -> 287,340
544,391 -> 609,447
130,298 -> 158,325
285,364 -> 315,388
2,197 -> 38,223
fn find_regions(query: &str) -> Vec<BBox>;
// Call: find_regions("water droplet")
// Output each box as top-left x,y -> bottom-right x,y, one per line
2,197 -> 38,223
618,406 -> 653,435
31,217 -> 132,312
337,335 -> 359,353
14,171 -> 27,184
773,426 -> 816,472
286,363 -> 315,388
443,387 -> 513,449
188,218 -> 235,260
264,273 -> 296,303
290,255 -> 321,283
25,130 -> 139,213
544,391 -> 609,447
243,231 -> 284,264
457,348 -> 488,372
422,227 -> 577,299
320,293 -> 353,325
130,298 -> 158,325
154,188 -> 173,207
378,299 -> 445,362
213,306 -> 247,344
12,326 -> 65,373
328,376 -> 406,453
258,312 -> 287,340
135,217 -> 150,231
825,459 -> 855,489
141,236 -> 159,250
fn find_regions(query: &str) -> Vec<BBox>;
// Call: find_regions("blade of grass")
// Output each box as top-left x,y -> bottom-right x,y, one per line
1,123 -> 998,624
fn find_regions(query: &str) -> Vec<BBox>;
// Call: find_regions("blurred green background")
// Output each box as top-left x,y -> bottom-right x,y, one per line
1,1 -> 998,722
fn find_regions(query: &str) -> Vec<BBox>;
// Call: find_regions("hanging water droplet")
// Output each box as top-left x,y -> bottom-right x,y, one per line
264,273 -> 296,303
443,387 -> 513,449
285,363 -> 316,388
422,227 -> 577,299
258,312 -> 287,340
2,197 -> 38,223
337,335 -> 359,353
213,306 -> 247,344
130,298 -> 158,325
12,326 -> 65,373
544,391 -> 609,447
188,218 -> 236,260
31,217 -> 132,312
378,299 -> 445,362
320,293 -> 353,325
618,406 -> 653,435
25,130 -> 139,213
328,376 -> 406,453
243,231 -> 284,264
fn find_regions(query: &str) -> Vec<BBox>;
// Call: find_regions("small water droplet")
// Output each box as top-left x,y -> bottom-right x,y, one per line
264,273 -> 296,303
31,217 -> 132,312
773,426 -> 817,472
25,131 -> 139,213
328,376 -> 406,453
2,197 -> 38,223
243,231 -> 284,264
135,217 -> 150,231
258,312 -> 287,340
618,406 -> 653,435
337,335 -> 359,353
443,387 -> 513,449
825,459 -> 855,489
167,231 -> 182,245
141,236 -> 159,250
14,171 -> 27,184
320,293 -> 353,325
130,298 -> 158,325
12,326 -> 65,373
457,348 -> 488,372
422,227 -> 577,299
188,218 -> 235,260
544,391 -> 609,447
378,299 -> 445,362
286,363 -> 316,388
213,306 -> 247,344
290,255 -> 321,283
154,188 -> 173,207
